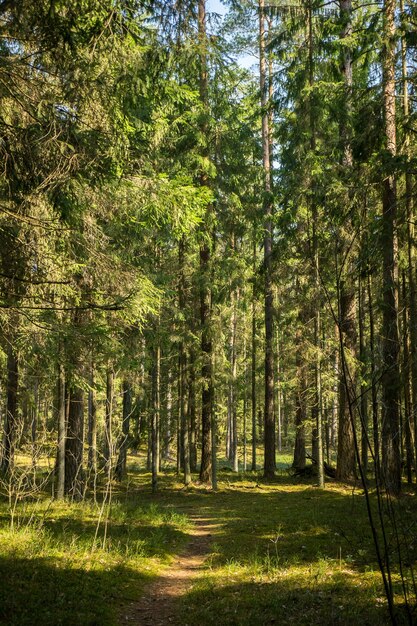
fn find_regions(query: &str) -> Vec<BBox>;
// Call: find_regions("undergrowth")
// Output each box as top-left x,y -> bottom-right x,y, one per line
0,485 -> 189,626
0,452 -> 416,625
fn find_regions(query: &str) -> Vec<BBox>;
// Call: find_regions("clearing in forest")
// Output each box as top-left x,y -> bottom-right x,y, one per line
0,457 -> 414,625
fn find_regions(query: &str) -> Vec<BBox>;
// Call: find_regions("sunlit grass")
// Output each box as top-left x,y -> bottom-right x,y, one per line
0,451 -> 416,625
0,480 -> 190,626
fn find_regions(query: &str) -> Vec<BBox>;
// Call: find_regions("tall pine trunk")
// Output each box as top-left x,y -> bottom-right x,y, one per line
179,236 -> 191,485
336,0 -> 357,482
336,286 -> 357,479
163,369 -> 172,460
402,272 -> 414,483
359,274 -> 369,476
293,323 -> 306,470
251,236 -> 257,471
189,350 -> 197,472
368,273 -> 381,481
229,279 -> 239,472
380,0 -> 401,494
0,341 -> 18,474
64,387 -> 84,499
87,362 -> 97,480
56,360 -> 66,499
259,0 -> 275,479
152,341 -> 160,493
401,0 -> 417,479
115,380 -> 132,482
307,0 -> 324,487
198,0 -> 212,483
104,368 -> 114,474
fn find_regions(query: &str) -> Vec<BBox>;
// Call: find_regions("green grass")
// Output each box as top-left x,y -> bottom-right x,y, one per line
1,453 -> 416,625
176,481 -> 395,625
0,488 -> 190,625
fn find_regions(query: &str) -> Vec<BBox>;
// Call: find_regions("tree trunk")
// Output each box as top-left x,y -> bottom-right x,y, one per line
180,351 -> 191,485
189,351 -> 197,472
176,366 -> 181,475
87,363 -> 97,480
251,237 -> 257,471
335,0 -> 357,482
401,0 -> 417,480
147,395 -> 152,472
401,272 -> 414,483
368,273 -> 380,483
56,361 -> 66,499
0,342 -> 18,474
308,0 -> 324,487
226,387 -> 232,460
259,0 -> 275,479
359,274 -> 369,476
64,387 -> 84,499
104,368 -> 114,474
115,380 -> 132,482
243,326 -> 248,472
198,0 -> 212,484
178,237 -> 191,484
336,284 -> 357,479
164,368 -> 172,460
380,0 -> 401,495
293,324 -> 306,470
31,380 -> 39,469
134,343 -> 146,451
211,351 -> 218,490
229,281 -> 239,472
275,322 -> 282,453
152,342 -> 160,493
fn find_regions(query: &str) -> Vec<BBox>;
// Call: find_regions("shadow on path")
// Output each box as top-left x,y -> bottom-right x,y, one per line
121,516 -> 220,625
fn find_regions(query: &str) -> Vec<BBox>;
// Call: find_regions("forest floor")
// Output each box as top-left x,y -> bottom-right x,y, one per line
0,452 -> 416,625
121,515 -> 216,625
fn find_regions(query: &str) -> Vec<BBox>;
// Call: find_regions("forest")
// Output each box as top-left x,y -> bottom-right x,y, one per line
0,0 -> 417,624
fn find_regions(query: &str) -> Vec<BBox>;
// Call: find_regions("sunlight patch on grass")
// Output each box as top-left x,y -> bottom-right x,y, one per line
0,495 -> 190,625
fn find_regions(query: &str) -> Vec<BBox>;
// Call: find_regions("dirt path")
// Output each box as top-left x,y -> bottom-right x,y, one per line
121,516 -> 217,625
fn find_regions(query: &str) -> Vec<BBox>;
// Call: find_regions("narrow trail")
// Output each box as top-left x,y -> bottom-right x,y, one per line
121,516 -> 218,625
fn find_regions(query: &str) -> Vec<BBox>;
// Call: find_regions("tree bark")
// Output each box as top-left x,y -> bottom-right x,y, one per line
115,380 -> 132,482
64,386 -> 84,499
251,237 -> 257,471
381,0 -> 401,494
56,360 -> 66,499
163,368 -> 172,460
401,272 -> 414,483
336,284 -> 357,479
178,237 -> 191,484
0,342 -> 18,475
275,321 -> 282,453
259,0 -> 275,479
229,281 -> 239,472
359,274 -> 369,476
198,0 -> 212,483
188,351 -> 197,472
336,0 -> 357,482
31,379 -> 39,469
180,352 -> 191,485
243,322 -> 248,471
293,324 -> 306,470
87,363 -> 97,479
103,368 -> 114,474
368,273 -> 380,482
401,0 -> 417,480
152,342 -> 160,493
307,0 -> 324,487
